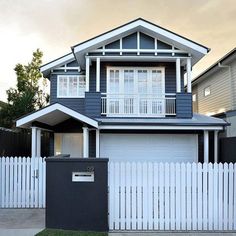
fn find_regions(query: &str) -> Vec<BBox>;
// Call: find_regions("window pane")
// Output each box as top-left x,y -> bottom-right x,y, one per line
58,77 -> 68,96
124,70 -> 134,94
110,70 -> 119,94
78,76 -> 85,96
152,70 -> 162,95
204,86 -> 211,97
138,70 -> 148,94
68,76 -> 78,96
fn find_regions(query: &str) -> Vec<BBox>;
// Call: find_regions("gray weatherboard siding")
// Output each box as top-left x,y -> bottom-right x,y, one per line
176,93 -> 192,118
50,61 -> 190,118
50,73 -> 86,114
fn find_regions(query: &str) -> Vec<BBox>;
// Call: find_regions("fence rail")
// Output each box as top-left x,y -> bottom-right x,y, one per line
108,161 -> 236,231
0,157 -> 46,208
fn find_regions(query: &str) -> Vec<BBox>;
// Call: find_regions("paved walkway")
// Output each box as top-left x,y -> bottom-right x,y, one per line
0,209 -> 45,236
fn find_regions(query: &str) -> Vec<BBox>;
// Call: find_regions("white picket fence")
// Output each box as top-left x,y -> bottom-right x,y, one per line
108,162 -> 236,231
0,157 -> 46,208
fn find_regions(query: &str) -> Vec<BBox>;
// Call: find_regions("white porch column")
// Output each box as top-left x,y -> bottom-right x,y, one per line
214,130 -> 219,163
187,57 -> 192,93
36,129 -> 41,157
31,127 -> 37,158
85,57 -> 90,92
96,129 -> 100,157
96,57 -> 100,92
204,130 -> 209,163
176,58 -> 181,93
83,127 -> 89,158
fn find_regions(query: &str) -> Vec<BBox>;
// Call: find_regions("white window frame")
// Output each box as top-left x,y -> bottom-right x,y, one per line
192,94 -> 197,102
106,66 -> 166,117
204,86 -> 211,97
106,66 -> 165,95
57,75 -> 86,98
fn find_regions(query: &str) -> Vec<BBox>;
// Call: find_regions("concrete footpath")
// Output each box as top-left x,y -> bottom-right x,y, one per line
0,209 -> 45,236
0,209 -> 236,236
109,232 -> 236,236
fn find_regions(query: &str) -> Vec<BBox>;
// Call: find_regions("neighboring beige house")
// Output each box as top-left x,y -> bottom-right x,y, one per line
192,48 -> 236,137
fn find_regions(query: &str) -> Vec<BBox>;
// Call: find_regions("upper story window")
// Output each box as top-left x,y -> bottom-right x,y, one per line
57,75 -> 85,98
204,86 -> 211,97
192,94 -> 197,102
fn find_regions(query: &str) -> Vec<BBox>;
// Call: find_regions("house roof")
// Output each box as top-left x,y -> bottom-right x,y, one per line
40,52 -> 75,78
192,47 -> 236,86
40,18 -> 209,77
16,102 -> 227,130
97,113 -> 228,128
16,103 -> 98,129
72,18 -> 209,68
72,18 -> 209,53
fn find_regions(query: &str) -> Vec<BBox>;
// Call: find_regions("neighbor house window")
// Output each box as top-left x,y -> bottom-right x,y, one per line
192,94 -> 196,102
204,86 -> 211,97
57,75 -> 85,98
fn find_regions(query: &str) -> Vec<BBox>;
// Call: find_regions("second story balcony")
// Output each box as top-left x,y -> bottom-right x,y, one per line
101,93 -> 176,117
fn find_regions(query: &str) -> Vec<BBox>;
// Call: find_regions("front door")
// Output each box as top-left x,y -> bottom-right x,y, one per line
54,133 -> 83,157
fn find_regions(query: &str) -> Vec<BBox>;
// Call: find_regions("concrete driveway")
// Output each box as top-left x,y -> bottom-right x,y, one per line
0,209 -> 45,236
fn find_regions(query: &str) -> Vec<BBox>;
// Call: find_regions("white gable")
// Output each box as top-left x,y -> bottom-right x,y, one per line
71,19 -> 209,69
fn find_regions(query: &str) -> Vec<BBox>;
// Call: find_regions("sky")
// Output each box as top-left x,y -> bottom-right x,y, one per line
0,0 -> 235,101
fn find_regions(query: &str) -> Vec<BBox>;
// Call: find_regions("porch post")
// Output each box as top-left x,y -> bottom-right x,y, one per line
31,127 -> 37,158
83,127 -> 89,158
214,130 -> 219,163
96,57 -> 100,92
204,130 -> 209,163
176,58 -> 181,93
187,57 -> 192,93
96,129 -> 100,157
36,128 -> 41,157
86,57 -> 90,92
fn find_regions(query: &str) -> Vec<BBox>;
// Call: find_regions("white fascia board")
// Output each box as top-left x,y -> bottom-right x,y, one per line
16,103 -> 98,128
40,53 -> 75,73
73,19 -> 208,55
99,125 -> 223,131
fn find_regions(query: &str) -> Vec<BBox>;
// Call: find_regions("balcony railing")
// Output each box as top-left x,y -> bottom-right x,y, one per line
101,93 -> 176,117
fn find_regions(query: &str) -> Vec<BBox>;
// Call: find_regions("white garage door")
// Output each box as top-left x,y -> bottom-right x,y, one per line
100,133 -> 198,162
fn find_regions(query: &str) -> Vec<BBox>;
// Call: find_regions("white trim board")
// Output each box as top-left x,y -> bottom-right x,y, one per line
73,19 -> 208,55
99,125 -> 224,131
40,53 -> 76,76
16,103 -> 98,128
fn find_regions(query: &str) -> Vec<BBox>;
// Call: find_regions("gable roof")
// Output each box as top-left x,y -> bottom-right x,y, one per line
192,47 -> 236,86
40,52 -> 76,78
16,103 -> 98,128
41,18 -> 210,76
72,18 -> 209,67
71,17 -> 210,52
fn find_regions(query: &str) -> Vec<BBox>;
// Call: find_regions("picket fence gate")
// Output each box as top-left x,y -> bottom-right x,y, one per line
0,157 -> 46,208
108,162 -> 236,231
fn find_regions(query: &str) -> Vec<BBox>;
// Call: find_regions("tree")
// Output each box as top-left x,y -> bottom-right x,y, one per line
0,49 -> 49,128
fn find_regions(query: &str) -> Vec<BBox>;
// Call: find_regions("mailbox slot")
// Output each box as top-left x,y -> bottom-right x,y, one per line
72,171 -> 94,182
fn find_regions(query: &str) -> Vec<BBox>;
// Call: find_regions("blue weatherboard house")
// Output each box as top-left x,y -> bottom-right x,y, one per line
16,18 -> 227,163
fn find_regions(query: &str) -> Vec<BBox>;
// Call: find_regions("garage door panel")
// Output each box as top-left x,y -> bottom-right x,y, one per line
100,133 -> 198,162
